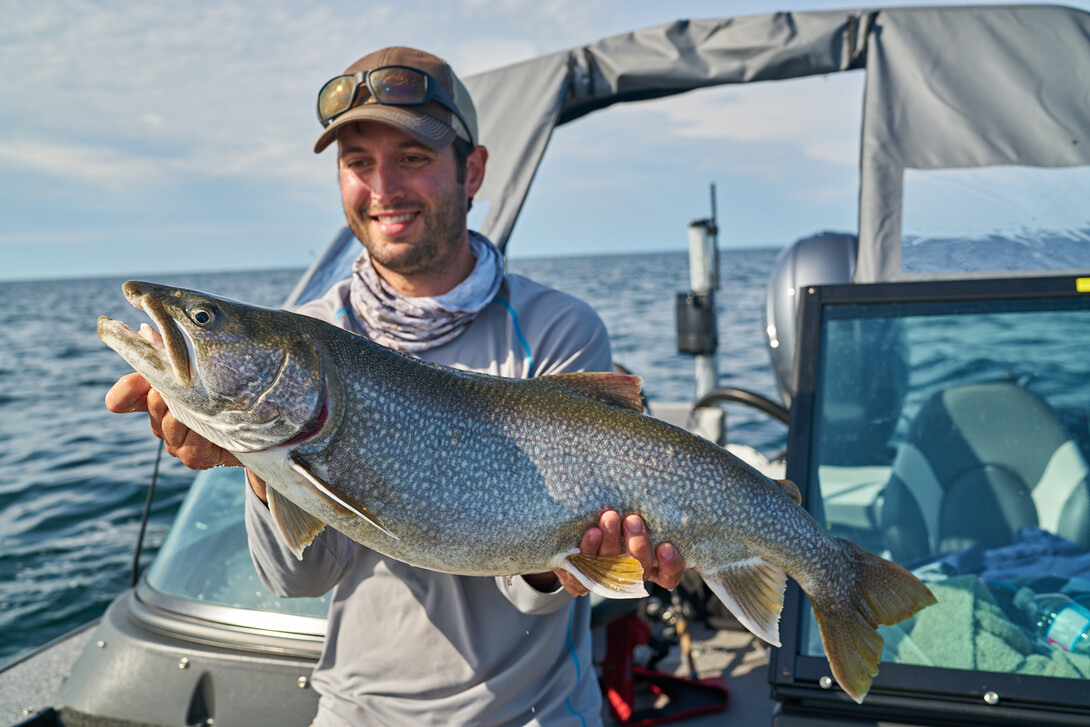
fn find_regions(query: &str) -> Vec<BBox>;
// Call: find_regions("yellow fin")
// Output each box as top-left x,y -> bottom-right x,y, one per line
812,539 -> 937,703
562,551 -> 647,598
700,558 -> 788,647
267,488 -> 326,560
289,456 -> 398,541
777,479 -> 802,504
541,372 -> 645,413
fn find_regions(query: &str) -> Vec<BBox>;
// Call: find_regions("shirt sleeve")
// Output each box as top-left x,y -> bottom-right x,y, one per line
244,483 -> 355,598
493,574 -> 575,614
292,279 -> 352,325
533,303 -> 613,375
510,278 -> 614,376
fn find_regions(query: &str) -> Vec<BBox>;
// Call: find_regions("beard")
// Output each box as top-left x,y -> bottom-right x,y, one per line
345,181 -> 469,278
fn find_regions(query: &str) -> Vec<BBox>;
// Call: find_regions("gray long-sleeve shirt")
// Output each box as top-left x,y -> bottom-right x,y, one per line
245,271 -> 613,726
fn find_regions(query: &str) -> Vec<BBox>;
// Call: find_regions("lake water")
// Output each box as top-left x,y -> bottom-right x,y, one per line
0,248 -> 784,668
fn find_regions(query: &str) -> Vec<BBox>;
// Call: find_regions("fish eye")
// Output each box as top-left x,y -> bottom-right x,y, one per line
189,304 -> 217,327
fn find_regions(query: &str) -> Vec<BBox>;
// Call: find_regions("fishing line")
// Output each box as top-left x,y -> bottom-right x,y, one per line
130,439 -> 164,588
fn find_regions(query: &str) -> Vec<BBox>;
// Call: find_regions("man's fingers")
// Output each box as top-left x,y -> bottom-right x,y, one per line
146,390 -> 238,469
166,419 -> 240,469
564,510 -> 625,597
597,510 -> 623,557
568,511 -> 687,596
623,515 -> 654,573
105,373 -> 152,413
653,542 -> 685,590
107,374 -> 241,471
159,408 -> 191,450
623,515 -> 687,589
556,569 -> 589,597
146,389 -> 171,440
578,527 -> 603,555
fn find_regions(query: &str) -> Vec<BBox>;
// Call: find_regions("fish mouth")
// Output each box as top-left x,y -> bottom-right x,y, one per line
97,283 -> 192,387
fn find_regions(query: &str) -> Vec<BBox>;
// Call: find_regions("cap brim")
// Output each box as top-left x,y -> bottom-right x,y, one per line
314,105 -> 457,153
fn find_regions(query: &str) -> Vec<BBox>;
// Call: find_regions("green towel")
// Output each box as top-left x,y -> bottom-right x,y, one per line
883,575 -> 1090,677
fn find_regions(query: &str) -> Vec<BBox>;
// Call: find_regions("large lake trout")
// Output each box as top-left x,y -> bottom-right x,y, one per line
99,281 -> 934,702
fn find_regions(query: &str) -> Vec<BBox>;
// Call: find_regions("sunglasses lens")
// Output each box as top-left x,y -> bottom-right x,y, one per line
369,67 -> 427,104
318,76 -> 357,122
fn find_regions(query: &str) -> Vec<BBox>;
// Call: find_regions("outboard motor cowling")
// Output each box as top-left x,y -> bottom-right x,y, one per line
763,232 -> 858,409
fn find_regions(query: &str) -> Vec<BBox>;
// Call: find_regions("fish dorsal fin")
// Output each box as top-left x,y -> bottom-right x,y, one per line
542,372 -> 645,413
267,488 -> 326,560
560,551 -> 648,598
777,479 -> 802,504
700,557 -> 788,647
288,455 -> 398,541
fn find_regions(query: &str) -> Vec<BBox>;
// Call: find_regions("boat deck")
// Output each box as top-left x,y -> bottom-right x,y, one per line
3,620 -> 773,727
0,624 -> 95,725
604,622 -> 774,726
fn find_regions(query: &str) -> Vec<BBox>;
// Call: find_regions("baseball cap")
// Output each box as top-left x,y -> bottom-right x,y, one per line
314,46 -> 478,153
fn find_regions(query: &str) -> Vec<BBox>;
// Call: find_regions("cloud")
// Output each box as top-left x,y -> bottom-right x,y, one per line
0,140 -> 161,185
0,0 -> 608,191
2,2 -> 380,187
0,0 -> 875,278
1,0 -> 868,195
0,221 -> 316,246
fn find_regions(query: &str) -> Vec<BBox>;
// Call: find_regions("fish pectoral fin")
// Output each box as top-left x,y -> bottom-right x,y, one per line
540,372 -> 645,413
561,551 -> 648,598
701,558 -> 788,647
267,488 -> 326,560
777,479 -> 802,504
288,456 -> 399,541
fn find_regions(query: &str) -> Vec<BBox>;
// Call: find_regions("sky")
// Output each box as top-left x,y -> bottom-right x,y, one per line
2,0 -> 1088,281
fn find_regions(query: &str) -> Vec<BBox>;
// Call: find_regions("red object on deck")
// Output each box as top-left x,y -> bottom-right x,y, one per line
602,616 -> 730,726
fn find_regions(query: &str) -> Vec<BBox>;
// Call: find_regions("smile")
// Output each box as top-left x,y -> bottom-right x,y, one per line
372,212 -> 416,224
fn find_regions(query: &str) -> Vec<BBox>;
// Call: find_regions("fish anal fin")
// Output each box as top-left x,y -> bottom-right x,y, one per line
267,488 -> 326,560
777,479 -> 802,504
288,456 -> 399,541
561,551 -> 647,598
813,539 -> 937,703
541,372 -> 645,413
701,558 -> 788,647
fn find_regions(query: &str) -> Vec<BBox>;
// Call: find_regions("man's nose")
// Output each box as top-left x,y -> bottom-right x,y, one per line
368,159 -> 406,202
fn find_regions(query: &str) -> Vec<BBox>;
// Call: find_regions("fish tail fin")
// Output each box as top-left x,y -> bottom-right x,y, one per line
813,538 -> 937,703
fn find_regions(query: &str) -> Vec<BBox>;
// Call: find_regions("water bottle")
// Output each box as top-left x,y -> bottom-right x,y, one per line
1013,588 -> 1090,654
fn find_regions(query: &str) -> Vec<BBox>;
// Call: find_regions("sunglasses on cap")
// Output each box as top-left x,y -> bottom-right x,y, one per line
316,65 -> 474,145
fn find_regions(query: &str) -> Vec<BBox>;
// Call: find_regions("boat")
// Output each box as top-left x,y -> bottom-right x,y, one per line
5,5 -> 1090,725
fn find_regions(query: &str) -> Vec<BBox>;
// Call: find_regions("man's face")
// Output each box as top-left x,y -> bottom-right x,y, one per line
337,121 -> 483,281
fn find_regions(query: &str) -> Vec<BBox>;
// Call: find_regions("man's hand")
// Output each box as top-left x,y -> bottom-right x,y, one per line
551,510 -> 685,596
105,372 -> 241,470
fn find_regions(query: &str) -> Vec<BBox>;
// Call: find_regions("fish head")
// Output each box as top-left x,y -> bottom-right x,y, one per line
98,281 -> 331,453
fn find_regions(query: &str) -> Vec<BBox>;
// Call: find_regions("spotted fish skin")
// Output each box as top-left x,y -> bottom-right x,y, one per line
98,281 -> 935,703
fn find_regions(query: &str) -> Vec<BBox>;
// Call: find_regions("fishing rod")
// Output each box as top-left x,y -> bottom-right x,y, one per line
130,439 -> 164,588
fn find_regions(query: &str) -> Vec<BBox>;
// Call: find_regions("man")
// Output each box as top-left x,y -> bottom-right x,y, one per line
107,47 -> 684,726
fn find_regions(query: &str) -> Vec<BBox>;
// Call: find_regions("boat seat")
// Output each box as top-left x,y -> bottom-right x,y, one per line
880,381 -> 1090,562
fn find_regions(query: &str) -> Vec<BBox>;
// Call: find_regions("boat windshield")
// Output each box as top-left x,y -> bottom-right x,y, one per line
145,467 -> 330,619
800,281 -> 1090,681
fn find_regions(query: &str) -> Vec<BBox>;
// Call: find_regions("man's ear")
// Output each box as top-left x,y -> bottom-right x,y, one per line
465,145 -> 488,198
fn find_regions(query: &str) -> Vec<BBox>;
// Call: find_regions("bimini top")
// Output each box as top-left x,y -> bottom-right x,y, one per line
460,4 -> 1090,282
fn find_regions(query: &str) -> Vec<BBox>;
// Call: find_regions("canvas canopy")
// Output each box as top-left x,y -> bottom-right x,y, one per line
461,4 -> 1090,282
